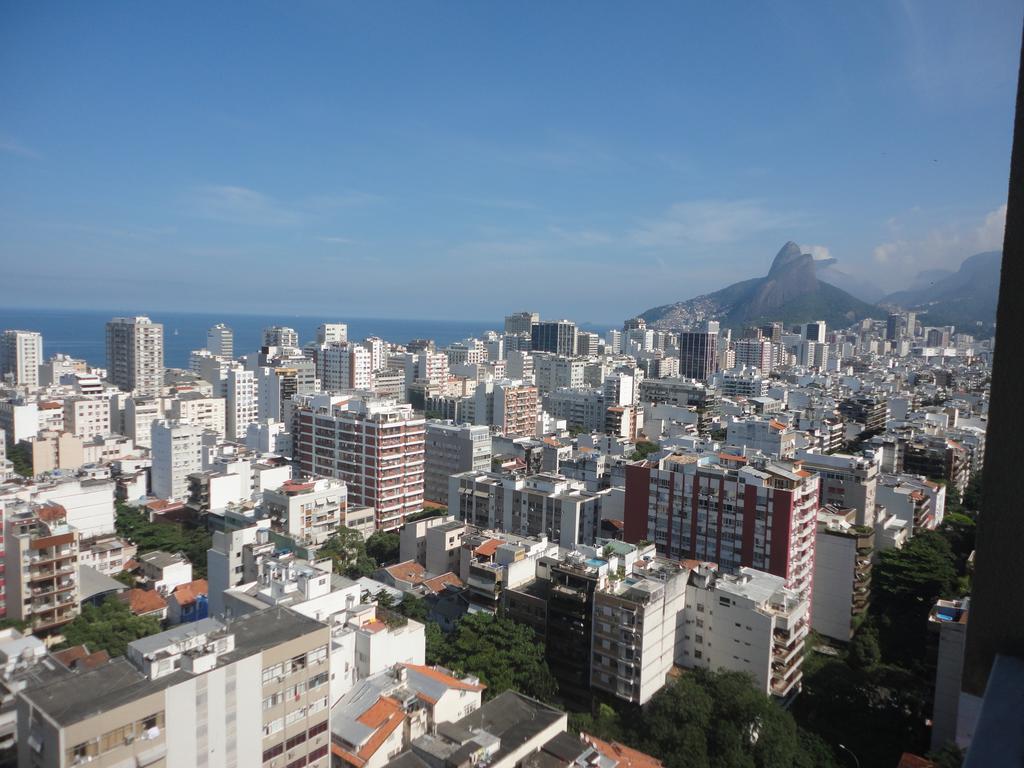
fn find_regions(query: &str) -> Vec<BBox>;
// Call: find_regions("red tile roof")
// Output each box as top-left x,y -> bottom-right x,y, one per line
473,539 -> 502,558
333,695 -> 406,767
583,734 -> 663,768
121,588 -> 167,616
171,579 -> 208,606
403,664 -> 486,693
384,560 -> 428,584
422,572 -> 464,594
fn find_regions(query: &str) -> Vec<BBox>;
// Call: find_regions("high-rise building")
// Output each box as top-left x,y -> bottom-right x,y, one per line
734,338 -> 773,373
472,379 -> 538,438
262,477 -> 346,547
591,557 -> 687,705
106,316 -> 164,397
811,506 -> 874,642
262,325 -> 299,349
0,329 -> 43,388
151,420 -> 206,501
321,342 -> 372,392
316,322 -> 348,345
680,564 -> 809,699
295,395 -> 425,531
678,322 -> 719,381
207,323 -> 234,358
802,320 -> 827,344
3,502 -> 80,633
795,450 -> 879,526
424,421 -> 492,503
531,320 -> 578,356
624,453 -> 819,600
504,311 -> 539,336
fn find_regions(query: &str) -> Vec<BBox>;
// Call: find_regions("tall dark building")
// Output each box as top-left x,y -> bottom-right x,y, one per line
545,557 -> 601,705
886,312 -> 902,341
531,320 -> 577,356
678,321 -> 719,381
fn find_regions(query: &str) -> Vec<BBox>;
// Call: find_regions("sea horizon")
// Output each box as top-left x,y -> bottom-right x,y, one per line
0,306 -> 615,370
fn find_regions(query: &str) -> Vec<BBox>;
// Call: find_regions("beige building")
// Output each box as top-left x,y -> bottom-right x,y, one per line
18,607 -> 331,768
3,503 -> 80,634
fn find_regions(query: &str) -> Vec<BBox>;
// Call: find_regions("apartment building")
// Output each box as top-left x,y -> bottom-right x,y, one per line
624,453 -> 819,600
471,379 -> 538,438
3,503 -> 80,634
591,558 -> 687,705
151,420 -> 206,501
105,316 -> 164,397
61,397 -> 111,441
1,329 -> 43,389
294,395 -> 425,531
78,535 -> 137,577
168,392 -> 226,438
262,326 -> 299,348
725,418 -> 797,459
124,396 -> 162,448
680,564 -> 809,699
449,471 -> 607,547
423,421 -> 492,503
811,506 -> 873,642
532,354 -> 587,395
261,477 -> 346,548
207,323 -> 233,358
542,388 -> 606,434
320,342 -> 373,392
795,450 -> 879,527
17,607 -> 331,768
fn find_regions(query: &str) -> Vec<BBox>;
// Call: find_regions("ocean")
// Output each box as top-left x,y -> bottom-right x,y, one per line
0,308 -> 509,370
0,307 -> 610,370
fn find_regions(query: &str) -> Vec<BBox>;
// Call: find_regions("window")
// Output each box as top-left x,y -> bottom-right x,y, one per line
286,708 -> 307,726
263,743 -> 284,762
263,663 -> 284,685
694,649 -> 702,659
263,718 -> 284,737
307,721 -> 328,738
308,745 -> 329,762
286,732 -> 308,750
100,724 -> 134,752
307,645 -> 328,666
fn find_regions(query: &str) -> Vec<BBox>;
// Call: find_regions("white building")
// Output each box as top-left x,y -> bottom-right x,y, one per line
124,395 -> 163,448
62,396 -> 111,440
591,557 -> 686,705
0,329 -> 43,389
207,323 -> 234,358
680,565 -> 808,699
151,420 -> 206,501
811,506 -> 874,642
168,392 -> 227,438
316,323 -> 348,345
424,421 -> 492,503
105,316 -> 164,397
262,477 -> 346,547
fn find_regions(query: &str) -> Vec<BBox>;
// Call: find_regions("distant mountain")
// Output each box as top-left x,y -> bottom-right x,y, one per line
882,251 -> 1001,331
816,265 -> 885,303
639,242 -> 883,331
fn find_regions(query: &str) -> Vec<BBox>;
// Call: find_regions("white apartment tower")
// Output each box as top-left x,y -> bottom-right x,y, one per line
316,323 -> 348,345
262,325 -> 299,349
106,316 -> 164,397
0,329 -> 43,388
151,420 -> 206,501
207,323 -> 234,358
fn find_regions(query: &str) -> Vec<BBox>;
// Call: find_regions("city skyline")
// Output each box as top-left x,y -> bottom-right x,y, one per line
1,2 -> 1021,319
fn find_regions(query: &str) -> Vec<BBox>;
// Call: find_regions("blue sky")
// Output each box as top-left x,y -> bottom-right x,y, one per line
1,2 -> 1020,323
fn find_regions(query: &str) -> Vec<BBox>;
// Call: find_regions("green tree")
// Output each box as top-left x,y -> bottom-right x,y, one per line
59,597 -> 162,657
319,527 -> 377,579
434,612 -> 557,702
8,443 -> 33,478
872,531 -> 957,666
114,503 -> 211,578
847,624 -> 881,671
397,594 -> 429,622
628,441 -> 660,461
940,512 -> 976,575
424,621 -> 445,666
633,669 -> 836,768
365,531 -> 401,566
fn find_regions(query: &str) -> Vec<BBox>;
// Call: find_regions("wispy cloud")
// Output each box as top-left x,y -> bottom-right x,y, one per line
630,199 -> 803,248
189,185 -> 383,226
317,236 -> 354,245
871,204 -> 1006,280
0,135 -> 40,159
